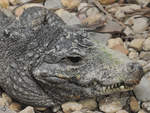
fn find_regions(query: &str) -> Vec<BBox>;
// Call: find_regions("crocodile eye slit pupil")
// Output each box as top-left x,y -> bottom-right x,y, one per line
67,57 -> 82,63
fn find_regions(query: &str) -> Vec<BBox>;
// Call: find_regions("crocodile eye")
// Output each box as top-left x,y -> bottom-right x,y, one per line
67,56 -> 82,63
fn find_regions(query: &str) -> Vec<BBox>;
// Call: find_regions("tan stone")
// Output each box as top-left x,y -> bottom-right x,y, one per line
61,0 -> 81,10
138,109 -> 148,113
143,38 -> 150,51
82,14 -> 103,26
129,39 -> 145,51
130,96 -> 140,112
0,0 -> 9,8
79,99 -> 97,110
62,102 -> 83,113
107,38 -> 124,48
35,107 -> 47,111
2,93 -> 12,105
99,0 -> 116,5
116,110 -> 129,113
99,99 -> 123,113
15,3 -> 43,17
9,102 -> 22,112
111,44 -> 129,55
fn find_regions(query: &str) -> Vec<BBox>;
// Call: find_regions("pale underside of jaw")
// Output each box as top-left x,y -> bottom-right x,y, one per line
99,82 -> 136,95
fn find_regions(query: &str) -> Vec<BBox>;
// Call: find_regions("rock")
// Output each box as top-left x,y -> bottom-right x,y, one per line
44,0 -> 62,9
107,38 -> 128,55
136,0 -> 150,6
99,97 -> 123,113
129,96 -> 140,112
107,38 -> 124,48
138,110 -> 148,113
1,93 -> 12,105
115,9 -> 126,19
62,102 -> 83,113
77,3 -> 88,20
0,0 -> 9,8
82,13 -> 104,26
100,19 -> 123,33
114,4 -> 141,19
123,27 -> 134,36
79,99 -> 97,110
137,60 -> 147,67
128,50 -> 139,60
0,106 -> 16,113
111,44 -> 129,55
78,3 -> 88,11
132,17 -> 149,33
72,109 -> 103,113
9,0 -> 20,5
142,102 -> 150,111
140,52 -> 150,61
143,63 -> 150,73
116,110 -> 129,113
19,106 -> 35,113
86,7 -> 99,17
61,0 -> 81,10
15,3 -> 43,17
90,32 -> 112,45
129,39 -> 145,51
35,107 -> 47,111
0,98 -> 9,106
55,9 -> 81,25
52,106 -> 61,112
134,72 -> 150,101
9,102 -> 21,112
143,37 -> 150,51
99,0 -> 116,5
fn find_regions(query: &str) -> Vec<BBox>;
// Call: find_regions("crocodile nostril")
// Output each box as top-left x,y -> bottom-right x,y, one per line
127,62 -> 138,72
127,63 -> 144,75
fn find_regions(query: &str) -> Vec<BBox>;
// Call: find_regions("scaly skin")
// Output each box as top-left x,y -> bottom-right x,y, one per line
0,7 -> 143,107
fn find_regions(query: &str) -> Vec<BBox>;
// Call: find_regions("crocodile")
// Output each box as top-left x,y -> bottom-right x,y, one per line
0,7 -> 143,107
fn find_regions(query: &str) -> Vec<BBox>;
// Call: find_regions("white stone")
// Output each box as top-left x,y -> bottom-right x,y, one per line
62,102 -> 83,113
136,0 -> 150,6
129,39 -> 145,51
143,38 -> 150,51
19,106 -> 34,113
134,72 -> 150,101
55,9 -> 81,25
132,17 -> 149,33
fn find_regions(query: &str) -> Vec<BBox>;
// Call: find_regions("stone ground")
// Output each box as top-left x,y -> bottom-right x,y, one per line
0,0 -> 150,113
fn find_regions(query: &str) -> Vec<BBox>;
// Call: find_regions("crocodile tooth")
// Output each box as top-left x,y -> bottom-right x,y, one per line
120,85 -> 124,89
103,87 -> 106,91
107,86 -> 110,89
111,84 -> 114,89
114,84 -> 117,88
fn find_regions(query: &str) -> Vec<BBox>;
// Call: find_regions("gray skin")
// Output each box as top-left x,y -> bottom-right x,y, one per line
0,7 -> 143,107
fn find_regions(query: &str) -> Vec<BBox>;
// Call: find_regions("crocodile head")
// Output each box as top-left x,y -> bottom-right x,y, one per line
1,7 -> 143,106
32,12 -> 143,103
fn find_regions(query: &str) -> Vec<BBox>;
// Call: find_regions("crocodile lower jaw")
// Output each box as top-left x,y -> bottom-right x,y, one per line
99,82 -> 137,95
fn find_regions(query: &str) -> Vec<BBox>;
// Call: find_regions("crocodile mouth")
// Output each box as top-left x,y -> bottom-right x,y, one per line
98,82 -> 138,95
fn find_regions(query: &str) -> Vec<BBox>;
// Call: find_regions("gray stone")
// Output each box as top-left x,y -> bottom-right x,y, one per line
0,106 -> 16,113
89,32 -> 112,45
55,9 -> 81,25
45,0 -> 62,9
134,72 -> 150,101
140,52 -> 150,61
